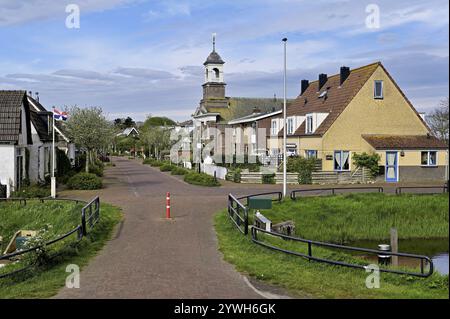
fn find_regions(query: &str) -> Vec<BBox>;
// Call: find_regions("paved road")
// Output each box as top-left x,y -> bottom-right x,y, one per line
55,158 -> 446,299
56,158 -> 279,299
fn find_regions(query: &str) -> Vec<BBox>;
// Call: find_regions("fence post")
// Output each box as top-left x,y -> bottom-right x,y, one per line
81,208 -> 87,236
390,228 -> 398,267
308,242 -> 312,260
244,207 -> 249,235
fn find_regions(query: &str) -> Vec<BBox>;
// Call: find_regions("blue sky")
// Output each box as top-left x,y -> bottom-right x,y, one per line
0,0 -> 448,121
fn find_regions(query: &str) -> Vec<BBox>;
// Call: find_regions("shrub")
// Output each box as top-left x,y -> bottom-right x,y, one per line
285,156 -> 317,184
57,149 -> 72,177
184,172 -> 220,187
262,173 -> 275,184
56,170 -> 77,185
160,164 -> 174,172
67,173 -> 102,190
171,167 -> 189,175
226,169 -> 241,183
151,160 -> 165,167
353,152 -> 381,177
143,158 -> 154,165
11,185 -> 51,198
89,164 -> 104,177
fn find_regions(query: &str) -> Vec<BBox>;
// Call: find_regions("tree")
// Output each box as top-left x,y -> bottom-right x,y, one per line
66,107 -> 114,173
427,98 -> 449,144
142,116 -> 176,128
123,117 -> 136,128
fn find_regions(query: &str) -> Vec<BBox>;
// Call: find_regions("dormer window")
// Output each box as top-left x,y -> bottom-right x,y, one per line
374,80 -> 383,99
306,115 -> 313,134
287,117 -> 294,135
318,90 -> 327,99
271,119 -> 278,136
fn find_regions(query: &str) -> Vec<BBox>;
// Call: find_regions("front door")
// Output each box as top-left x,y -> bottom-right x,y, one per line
385,151 -> 398,182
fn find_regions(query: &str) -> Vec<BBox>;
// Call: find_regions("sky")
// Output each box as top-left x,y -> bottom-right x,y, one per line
0,0 -> 448,121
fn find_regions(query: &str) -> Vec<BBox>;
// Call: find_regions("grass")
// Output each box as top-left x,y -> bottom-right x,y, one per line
0,200 -> 122,299
215,193 -> 449,299
263,193 -> 449,243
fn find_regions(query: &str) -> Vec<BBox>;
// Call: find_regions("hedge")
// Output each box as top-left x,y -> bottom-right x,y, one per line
67,173 -> 102,190
184,172 -> 220,187
171,167 -> 189,175
160,164 -> 174,172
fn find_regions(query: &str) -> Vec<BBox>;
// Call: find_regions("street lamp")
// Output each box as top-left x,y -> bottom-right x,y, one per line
282,38 -> 287,198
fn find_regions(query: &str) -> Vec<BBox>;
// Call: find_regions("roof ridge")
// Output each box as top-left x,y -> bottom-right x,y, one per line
305,61 -> 381,85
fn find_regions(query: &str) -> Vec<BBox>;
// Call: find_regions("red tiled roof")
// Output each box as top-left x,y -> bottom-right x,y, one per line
362,135 -> 448,150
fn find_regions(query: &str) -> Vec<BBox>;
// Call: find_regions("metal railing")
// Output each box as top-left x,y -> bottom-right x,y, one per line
226,189 -> 440,277
237,191 -> 283,206
395,185 -> 448,195
227,194 -> 248,235
251,226 -> 434,278
290,186 -> 384,200
0,196 -> 100,279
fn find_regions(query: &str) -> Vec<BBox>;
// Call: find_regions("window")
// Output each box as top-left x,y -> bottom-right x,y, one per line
374,80 -> 383,99
421,151 -> 437,166
306,116 -> 313,134
213,68 -> 220,79
306,150 -> 317,159
271,119 -> 278,136
334,151 -> 350,171
287,117 -> 294,135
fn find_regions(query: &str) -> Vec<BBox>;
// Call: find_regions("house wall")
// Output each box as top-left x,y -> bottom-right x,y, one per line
321,65 -> 430,171
0,145 -> 15,191
375,149 -> 448,182
28,123 -> 52,183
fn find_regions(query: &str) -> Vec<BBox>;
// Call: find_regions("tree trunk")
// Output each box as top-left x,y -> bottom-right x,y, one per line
85,150 -> 90,173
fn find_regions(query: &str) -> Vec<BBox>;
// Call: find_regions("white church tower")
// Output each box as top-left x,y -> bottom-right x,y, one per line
202,33 -> 227,103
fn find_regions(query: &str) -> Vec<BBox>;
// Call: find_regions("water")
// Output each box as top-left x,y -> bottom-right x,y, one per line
350,238 -> 449,275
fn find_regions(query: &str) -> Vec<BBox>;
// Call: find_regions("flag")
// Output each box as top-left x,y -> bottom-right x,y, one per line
53,109 -> 68,121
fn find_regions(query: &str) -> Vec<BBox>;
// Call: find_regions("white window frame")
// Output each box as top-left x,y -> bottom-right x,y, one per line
421,150 -> 438,167
305,150 -> 318,159
271,119 -> 278,136
306,115 -> 313,134
287,117 -> 294,135
374,80 -> 384,99
334,150 -> 351,171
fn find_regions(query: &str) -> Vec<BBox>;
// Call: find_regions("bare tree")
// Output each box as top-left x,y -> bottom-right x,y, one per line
427,98 -> 449,144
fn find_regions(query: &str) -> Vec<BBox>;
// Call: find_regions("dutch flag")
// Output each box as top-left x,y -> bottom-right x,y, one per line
53,108 -> 68,121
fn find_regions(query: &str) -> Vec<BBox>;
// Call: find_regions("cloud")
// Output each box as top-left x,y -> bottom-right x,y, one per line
114,67 -> 177,80
0,0 -> 139,26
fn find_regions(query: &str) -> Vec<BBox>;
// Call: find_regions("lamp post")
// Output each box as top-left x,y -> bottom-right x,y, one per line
282,38 -> 288,198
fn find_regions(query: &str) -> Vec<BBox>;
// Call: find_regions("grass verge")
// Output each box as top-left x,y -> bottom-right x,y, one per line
214,193 -> 449,299
0,201 -> 122,299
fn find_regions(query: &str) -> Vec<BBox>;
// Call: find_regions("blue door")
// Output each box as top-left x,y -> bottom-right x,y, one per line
385,152 -> 398,182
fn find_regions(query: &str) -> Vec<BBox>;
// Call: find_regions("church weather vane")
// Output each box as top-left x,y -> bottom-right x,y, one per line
212,33 -> 217,52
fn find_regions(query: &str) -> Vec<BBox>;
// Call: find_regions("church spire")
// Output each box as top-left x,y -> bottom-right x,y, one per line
212,33 -> 216,52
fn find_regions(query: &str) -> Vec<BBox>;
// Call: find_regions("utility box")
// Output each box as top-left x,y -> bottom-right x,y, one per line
248,198 -> 272,210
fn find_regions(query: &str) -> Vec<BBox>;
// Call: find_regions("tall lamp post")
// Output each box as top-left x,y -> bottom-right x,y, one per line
282,38 -> 288,198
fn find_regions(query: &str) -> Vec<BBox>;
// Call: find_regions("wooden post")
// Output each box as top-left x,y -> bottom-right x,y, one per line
390,228 -> 398,266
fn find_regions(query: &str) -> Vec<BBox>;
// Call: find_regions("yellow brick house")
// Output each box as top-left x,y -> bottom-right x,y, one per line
264,62 -> 448,183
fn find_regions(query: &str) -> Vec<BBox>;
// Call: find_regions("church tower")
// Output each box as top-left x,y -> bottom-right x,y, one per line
201,34 -> 228,107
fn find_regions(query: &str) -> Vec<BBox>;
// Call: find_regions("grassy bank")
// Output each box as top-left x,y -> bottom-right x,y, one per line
0,200 -> 122,299
215,193 -> 449,299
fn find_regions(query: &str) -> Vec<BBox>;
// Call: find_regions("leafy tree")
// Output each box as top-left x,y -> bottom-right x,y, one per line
65,107 -> 114,173
123,117 -> 136,128
142,116 -> 176,128
427,98 -> 449,144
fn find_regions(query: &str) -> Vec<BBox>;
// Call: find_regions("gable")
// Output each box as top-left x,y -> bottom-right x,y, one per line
322,64 -> 430,150
0,90 -> 32,145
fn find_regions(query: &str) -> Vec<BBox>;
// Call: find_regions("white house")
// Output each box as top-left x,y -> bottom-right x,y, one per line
0,91 -> 75,198
0,91 -> 33,197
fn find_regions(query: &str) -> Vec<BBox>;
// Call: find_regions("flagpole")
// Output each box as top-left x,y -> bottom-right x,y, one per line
51,107 -> 56,198
282,38 -> 287,198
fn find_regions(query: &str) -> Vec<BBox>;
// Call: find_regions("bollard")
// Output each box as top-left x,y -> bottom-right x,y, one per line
166,192 -> 171,219
378,244 -> 391,265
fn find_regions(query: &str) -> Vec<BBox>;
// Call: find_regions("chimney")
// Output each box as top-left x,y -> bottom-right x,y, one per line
300,80 -> 309,95
340,66 -> 350,86
318,74 -> 327,91
35,92 -> 39,102
252,106 -> 261,114
28,91 -> 32,97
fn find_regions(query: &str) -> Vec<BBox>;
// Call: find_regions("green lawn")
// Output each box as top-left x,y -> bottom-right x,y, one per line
0,200 -> 122,299
215,193 -> 449,299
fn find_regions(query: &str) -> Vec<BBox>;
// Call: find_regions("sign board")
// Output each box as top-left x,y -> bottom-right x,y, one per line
248,198 -> 272,210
